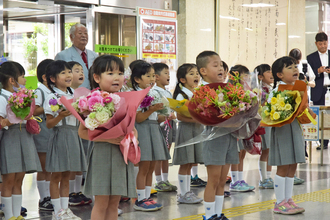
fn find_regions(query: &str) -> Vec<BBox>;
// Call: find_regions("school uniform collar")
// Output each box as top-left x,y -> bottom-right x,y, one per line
153,85 -> 166,92
0,89 -> 13,96
53,87 -> 74,96
201,79 -> 210,85
181,86 -> 193,97
38,83 -> 51,94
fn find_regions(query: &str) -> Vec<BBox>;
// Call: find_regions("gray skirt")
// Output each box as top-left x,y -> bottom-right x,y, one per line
45,125 -> 87,172
203,126 -> 239,166
173,122 -> 204,165
33,116 -> 54,153
238,139 -> 244,151
135,120 -> 171,161
81,139 -> 94,164
261,127 -> 271,150
83,142 -> 136,197
160,120 -> 177,145
269,119 -> 305,166
0,124 -> 42,174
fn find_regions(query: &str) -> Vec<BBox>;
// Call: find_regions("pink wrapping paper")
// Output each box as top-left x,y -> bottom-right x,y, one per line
6,99 -> 36,124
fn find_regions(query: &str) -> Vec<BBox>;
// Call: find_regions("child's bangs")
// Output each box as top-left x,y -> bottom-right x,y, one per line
104,60 -> 124,74
283,57 -> 295,68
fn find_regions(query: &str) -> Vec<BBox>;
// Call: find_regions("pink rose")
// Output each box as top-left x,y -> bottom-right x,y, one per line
88,96 -> 104,111
78,97 -> 89,112
91,90 -> 101,97
101,91 -> 110,98
109,94 -> 121,109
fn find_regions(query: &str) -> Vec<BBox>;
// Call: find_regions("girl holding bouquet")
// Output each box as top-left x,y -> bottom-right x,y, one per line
269,56 -> 305,215
79,55 -> 137,220
172,63 -> 204,204
131,61 -> 170,211
43,60 -> 86,220
0,61 -> 42,220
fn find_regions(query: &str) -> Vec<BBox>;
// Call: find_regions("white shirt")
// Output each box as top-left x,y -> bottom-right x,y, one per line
318,51 -> 330,86
153,85 -> 172,99
201,79 -> 210,85
136,87 -> 158,121
0,89 -> 27,124
35,84 -> 52,108
43,87 -> 77,126
268,81 -> 287,102
176,86 -> 194,101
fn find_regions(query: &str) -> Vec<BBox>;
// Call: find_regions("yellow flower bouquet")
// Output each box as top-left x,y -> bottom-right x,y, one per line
167,98 -> 191,118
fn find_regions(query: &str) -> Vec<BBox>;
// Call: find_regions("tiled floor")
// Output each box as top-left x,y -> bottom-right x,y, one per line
3,142 -> 330,220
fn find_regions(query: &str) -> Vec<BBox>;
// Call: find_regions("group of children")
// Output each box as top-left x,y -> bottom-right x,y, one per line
0,50 -> 307,220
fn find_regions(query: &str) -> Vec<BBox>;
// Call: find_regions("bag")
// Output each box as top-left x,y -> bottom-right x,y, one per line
26,119 -> 41,134
243,127 -> 265,155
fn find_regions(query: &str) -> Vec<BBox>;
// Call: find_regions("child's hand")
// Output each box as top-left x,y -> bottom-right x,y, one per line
108,136 -> 125,145
59,109 -> 72,118
150,103 -> 164,112
0,118 -> 12,127
168,112 -> 176,121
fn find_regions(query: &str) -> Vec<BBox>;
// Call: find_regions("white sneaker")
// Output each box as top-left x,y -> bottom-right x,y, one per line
118,208 -> 123,216
177,191 -> 203,204
52,209 -> 71,220
65,208 -> 81,220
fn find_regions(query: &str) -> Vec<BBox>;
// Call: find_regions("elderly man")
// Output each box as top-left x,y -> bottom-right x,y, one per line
55,23 -> 98,89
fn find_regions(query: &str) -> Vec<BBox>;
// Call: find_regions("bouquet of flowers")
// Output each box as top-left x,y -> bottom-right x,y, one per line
139,94 -> 154,109
167,98 -> 191,118
49,97 -> 64,113
139,88 -> 171,116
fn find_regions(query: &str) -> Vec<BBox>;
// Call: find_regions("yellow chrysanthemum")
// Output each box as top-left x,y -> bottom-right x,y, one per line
264,110 -> 269,116
50,105 -> 59,112
285,104 -> 292,110
271,109 -> 275,114
273,112 -> 280,120
271,97 -> 277,105
295,96 -> 301,104
271,105 -> 276,111
280,101 -> 285,107
270,115 -> 274,120
276,94 -> 281,99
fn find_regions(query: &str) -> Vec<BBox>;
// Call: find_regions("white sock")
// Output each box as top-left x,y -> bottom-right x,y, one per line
60,197 -> 69,210
51,198 -> 61,214
231,171 -> 239,183
74,175 -> 83,192
137,189 -> 146,202
2,196 -> 14,220
37,180 -> 46,201
267,171 -> 272,179
238,171 -> 244,181
215,195 -> 224,217
186,175 -> 191,192
134,166 -> 139,182
274,175 -> 286,204
69,180 -> 75,194
155,175 -> 162,184
178,174 -> 187,195
285,177 -> 294,201
12,194 -> 22,217
204,201 -> 215,219
45,181 -> 51,197
259,161 -> 267,181
145,186 -> 152,199
162,173 -> 168,182
191,166 -> 198,178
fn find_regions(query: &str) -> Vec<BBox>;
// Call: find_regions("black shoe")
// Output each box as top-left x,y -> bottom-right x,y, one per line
197,177 -> 207,186
39,197 -> 54,211
77,192 -> 92,204
69,192 -> 84,206
21,206 -> 27,215
317,145 -> 328,150
224,191 -> 231,197
191,177 -> 204,187
218,213 -> 229,220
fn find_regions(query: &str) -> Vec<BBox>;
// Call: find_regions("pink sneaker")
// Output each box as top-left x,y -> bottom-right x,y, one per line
287,198 -> 305,213
273,200 -> 298,215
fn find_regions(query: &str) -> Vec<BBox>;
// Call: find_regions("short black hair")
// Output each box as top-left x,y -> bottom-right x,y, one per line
37,59 -> 53,83
129,60 -> 144,72
67,61 -> 82,70
196,51 -> 219,74
272,56 -> 296,89
131,61 -> 153,91
288,48 -> 302,63
254,64 -> 271,76
153,63 -> 169,75
222,61 -> 228,72
316,32 -> 328,42
229,65 -> 249,77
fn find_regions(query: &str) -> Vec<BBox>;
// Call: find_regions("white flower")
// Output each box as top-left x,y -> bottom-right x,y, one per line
218,93 -> 224,102
95,110 -> 110,124
85,116 -> 100,130
109,93 -> 121,110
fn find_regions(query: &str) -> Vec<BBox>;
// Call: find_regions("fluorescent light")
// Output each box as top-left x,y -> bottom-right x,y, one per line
245,28 -> 253,31
200,28 -> 212,32
3,7 -> 44,12
219,15 -> 240,20
288,35 -> 301,38
231,29 -> 237,31
242,3 -> 275,8
276,23 -> 286,26
305,32 -> 318,34
321,21 -> 330,24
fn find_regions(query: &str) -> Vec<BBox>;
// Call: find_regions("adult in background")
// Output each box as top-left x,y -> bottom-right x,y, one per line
307,32 -> 330,150
55,23 -> 98,89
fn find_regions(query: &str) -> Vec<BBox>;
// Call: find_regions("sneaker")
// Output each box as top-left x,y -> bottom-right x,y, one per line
118,208 -> 123,216
69,193 -> 84,206
134,199 -> 159,212
287,198 -> 305,213
52,209 -> 71,220
191,176 -> 205,187
39,196 -> 54,211
155,181 -> 172,192
229,180 -> 250,192
197,177 -> 207,186
150,188 -> 158,195
259,178 -> 274,189
202,214 -> 218,220
224,191 -> 231,197
240,180 -> 255,191
218,213 -> 229,220
164,180 -> 177,191
0,203 -> 3,215
77,192 -> 92,204
226,176 -> 232,183
120,196 -> 131,202
65,208 -> 81,219
294,176 -> 305,185
273,200 -> 298,215
147,198 -> 163,209
177,191 -> 203,204
21,206 -> 27,215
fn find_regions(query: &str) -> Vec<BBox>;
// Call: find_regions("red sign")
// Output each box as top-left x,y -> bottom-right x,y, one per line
139,8 -> 177,19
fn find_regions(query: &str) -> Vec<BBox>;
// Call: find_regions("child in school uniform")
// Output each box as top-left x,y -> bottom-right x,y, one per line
33,59 -> 55,211
0,61 -> 42,220
153,62 -> 177,192
172,63 -> 204,204
255,64 -> 274,189
80,55 -> 136,220
269,56 -> 305,215
44,60 -> 87,220
196,51 -> 237,220
132,61 -> 170,211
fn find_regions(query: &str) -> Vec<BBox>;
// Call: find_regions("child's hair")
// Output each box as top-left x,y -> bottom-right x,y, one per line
89,55 -> 124,89
271,56 -> 296,89
0,61 -> 21,90
316,32 -> 328,42
254,64 -> 271,76
67,61 -> 82,70
222,61 -> 228,73
230,65 -> 249,77
288,48 -> 301,64
45,60 -> 73,94
129,59 -> 144,72
153,63 -> 169,75
173,63 -> 197,99
130,61 -> 153,91
196,50 -> 219,76
12,61 -> 25,76
37,59 -> 53,83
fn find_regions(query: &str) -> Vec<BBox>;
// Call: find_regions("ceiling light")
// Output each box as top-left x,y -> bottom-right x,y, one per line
219,15 -> 240,20
288,35 -> 301,38
276,23 -> 286,26
200,28 -> 212,31
242,3 -> 275,8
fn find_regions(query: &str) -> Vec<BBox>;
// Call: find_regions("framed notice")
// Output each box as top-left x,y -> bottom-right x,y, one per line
137,7 -> 177,91
302,106 -> 319,141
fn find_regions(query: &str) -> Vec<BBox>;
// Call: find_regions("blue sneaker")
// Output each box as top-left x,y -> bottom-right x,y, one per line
219,213 -> 229,220
229,180 -> 250,192
294,176 -> 305,185
240,180 -> 255,191
21,206 -> 27,215
259,178 -> 274,189
202,214 -> 218,220
134,199 -> 159,212
147,198 -> 163,210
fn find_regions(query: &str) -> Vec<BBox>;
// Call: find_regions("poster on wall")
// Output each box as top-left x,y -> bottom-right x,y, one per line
218,0 -> 288,71
302,106 -> 319,141
137,7 -> 177,91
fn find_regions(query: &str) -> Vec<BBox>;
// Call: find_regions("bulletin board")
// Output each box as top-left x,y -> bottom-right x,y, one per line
218,0 -> 288,71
